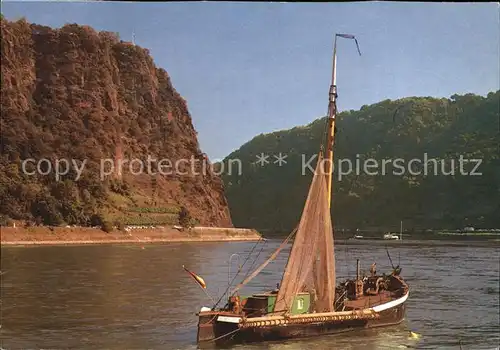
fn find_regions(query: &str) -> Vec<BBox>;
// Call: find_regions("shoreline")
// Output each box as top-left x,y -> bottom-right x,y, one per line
1,236 -> 263,246
0,226 -> 263,247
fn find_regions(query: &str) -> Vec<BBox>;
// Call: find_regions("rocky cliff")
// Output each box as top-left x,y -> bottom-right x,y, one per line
0,18 -> 232,227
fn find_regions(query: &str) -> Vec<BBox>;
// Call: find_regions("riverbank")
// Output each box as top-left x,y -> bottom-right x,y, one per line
0,226 -> 262,246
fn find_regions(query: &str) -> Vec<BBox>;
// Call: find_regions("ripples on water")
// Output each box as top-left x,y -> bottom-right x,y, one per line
1,240 -> 499,349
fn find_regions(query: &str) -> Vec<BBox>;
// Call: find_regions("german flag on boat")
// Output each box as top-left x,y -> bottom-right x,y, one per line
183,265 -> 207,289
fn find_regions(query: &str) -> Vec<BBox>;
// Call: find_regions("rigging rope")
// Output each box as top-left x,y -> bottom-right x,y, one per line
344,237 -> 350,279
385,245 -> 395,269
205,327 -> 241,343
211,237 -> 265,309
231,226 -> 298,295
239,238 -> 268,284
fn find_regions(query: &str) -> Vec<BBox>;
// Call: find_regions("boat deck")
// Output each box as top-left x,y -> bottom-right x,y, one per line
343,290 -> 395,310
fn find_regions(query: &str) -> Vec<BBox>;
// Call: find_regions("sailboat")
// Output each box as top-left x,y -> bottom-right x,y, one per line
196,34 -> 409,346
383,233 -> 400,240
383,221 -> 403,240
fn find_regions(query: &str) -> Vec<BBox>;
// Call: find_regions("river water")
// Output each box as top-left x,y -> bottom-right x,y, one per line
1,240 -> 499,349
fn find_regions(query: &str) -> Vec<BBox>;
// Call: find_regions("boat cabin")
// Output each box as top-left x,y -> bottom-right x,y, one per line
230,292 -> 311,317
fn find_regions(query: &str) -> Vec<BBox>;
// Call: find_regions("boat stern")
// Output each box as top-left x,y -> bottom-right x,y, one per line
197,308 -> 241,345
197,307 -> 217,343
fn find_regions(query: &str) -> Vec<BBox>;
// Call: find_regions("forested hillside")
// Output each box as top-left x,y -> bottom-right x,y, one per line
222,92 -> 499,232
0,18 -> 232,227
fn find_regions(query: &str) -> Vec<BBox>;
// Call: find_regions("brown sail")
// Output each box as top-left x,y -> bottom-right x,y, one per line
273,152 -> 335,314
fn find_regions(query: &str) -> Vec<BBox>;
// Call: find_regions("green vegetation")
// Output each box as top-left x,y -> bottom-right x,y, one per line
128,207 -> 180,214
222,92 -> 500,232
178,206 -> 198,228
113,219 -> 125,231
0,18 -> 232,228
0,214 -> 13,227
101,220 -> 114,233
114,214 -> 178,226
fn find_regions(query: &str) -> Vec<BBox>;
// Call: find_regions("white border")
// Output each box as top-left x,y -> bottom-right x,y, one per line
371,291 -> 409,313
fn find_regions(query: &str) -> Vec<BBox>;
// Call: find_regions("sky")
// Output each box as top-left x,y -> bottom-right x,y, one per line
2,2 -> 499,160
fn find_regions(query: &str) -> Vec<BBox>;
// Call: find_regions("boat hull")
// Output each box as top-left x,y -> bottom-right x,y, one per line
197,299 -> 406,346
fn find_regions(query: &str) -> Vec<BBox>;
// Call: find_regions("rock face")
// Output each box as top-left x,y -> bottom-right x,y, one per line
0,18 -> 232,227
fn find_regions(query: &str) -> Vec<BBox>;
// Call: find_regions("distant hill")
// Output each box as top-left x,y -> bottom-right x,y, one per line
0,18 -> 232,227
221,92 -> 499,232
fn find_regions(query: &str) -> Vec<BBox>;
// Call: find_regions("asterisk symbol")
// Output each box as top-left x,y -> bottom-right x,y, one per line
273,153 -> 288,166
255,153 -> 270,167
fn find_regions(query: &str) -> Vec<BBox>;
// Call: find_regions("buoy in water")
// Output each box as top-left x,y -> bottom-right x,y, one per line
408,331 -> 421,340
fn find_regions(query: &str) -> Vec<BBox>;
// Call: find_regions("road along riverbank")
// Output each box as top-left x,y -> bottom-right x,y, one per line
0,226 -> 262,246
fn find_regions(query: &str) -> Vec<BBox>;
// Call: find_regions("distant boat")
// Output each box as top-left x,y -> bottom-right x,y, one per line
384,221 -> 403,240
352,235 -> 364,239
383,233 -> 400,240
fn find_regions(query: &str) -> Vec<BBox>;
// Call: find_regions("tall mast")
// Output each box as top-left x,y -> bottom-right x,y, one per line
325,36 -> 337,209
325,34 -> 361,208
